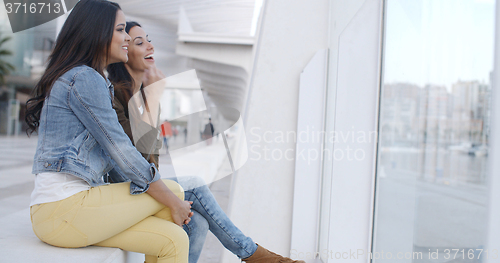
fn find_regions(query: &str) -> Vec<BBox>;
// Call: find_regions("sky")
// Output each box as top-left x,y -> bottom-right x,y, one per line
383,0 -> 495,89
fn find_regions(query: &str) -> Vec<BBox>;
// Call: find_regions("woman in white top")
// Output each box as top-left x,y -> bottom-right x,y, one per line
25,1 -> 192,262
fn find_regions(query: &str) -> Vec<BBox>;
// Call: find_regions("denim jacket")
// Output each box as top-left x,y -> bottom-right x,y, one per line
32,65 -> 161,194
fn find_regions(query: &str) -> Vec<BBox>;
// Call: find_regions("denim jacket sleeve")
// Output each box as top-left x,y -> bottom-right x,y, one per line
68,67 -> 160,194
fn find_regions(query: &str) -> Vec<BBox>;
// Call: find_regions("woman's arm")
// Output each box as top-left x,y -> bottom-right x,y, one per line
148,180 -> 193,226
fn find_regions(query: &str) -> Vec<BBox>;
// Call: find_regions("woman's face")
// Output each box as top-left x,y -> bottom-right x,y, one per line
125,26 -> 155,72
107,10 -> 131,65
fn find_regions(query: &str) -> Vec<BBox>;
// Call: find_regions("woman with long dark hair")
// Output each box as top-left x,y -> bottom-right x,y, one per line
107,22 -> 305,263
25,1 -> 192,262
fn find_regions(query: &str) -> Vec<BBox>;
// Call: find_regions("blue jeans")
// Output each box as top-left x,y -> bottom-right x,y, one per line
174,176 -> 258,263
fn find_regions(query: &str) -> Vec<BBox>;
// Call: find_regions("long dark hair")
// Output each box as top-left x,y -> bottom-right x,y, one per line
107,21 -> 141,105
25,0 -> 122,135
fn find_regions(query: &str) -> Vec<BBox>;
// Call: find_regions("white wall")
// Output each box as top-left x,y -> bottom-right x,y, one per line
221,0 -> 329,262
290,49 -> 328,259
324,0 -> 383,261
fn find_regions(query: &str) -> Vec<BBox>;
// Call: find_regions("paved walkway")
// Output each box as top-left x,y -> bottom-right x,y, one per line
0,135 -> 233,263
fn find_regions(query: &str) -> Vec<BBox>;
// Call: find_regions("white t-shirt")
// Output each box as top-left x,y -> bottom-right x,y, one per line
30,172 -> 91,206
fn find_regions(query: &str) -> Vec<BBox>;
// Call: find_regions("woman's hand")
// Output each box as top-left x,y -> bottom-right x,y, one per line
171,200 -> 194,226
146,180 -> 193,227
142,64 -> 165,88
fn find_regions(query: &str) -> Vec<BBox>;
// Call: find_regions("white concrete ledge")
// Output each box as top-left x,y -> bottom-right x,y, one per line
177,6 -> 255,46
0,209 -> 127,263
178,33 -> 254,45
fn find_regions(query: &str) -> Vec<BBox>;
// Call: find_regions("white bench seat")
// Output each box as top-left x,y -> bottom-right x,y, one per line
0,209 -> 128,263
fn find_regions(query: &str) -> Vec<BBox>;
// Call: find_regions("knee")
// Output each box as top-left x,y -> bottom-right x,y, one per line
190,176 -> 206,187
161,179 -> 184,200
178,176 -> 207,192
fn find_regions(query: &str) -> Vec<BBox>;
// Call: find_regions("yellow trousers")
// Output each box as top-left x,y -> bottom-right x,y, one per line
30,179 -> 189,263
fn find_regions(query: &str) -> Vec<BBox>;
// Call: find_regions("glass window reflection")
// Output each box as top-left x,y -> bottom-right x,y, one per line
373,0 -> 495,262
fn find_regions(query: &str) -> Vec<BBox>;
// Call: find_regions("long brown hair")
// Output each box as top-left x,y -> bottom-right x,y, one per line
25,0 -> 121,135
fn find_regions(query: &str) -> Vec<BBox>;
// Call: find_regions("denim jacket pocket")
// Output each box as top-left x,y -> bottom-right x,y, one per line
77,132 -> 97,161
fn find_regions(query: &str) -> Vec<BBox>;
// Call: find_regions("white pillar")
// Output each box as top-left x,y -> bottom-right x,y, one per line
486,1 -> 500,261
221,0 -> 329,262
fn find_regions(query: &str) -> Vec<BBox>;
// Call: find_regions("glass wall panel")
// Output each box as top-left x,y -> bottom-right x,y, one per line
372,0 -> 495,262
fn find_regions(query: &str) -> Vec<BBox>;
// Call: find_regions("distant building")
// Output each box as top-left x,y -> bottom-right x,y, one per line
449,81 -> 490,145
380,80 -> 490,147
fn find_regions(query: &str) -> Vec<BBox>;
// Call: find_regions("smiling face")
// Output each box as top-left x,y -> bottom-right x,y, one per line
107,10 -> 130,65
125,26 -> 155,72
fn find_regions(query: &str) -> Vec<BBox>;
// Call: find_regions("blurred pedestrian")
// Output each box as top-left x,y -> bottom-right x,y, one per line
160,120 -> 172,152
203,118 -> 214,145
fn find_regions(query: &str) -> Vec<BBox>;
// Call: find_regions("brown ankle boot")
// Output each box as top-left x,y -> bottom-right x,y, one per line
242,244 -> 305,263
